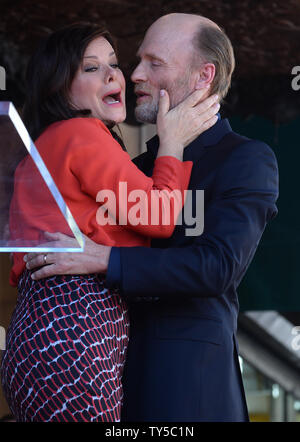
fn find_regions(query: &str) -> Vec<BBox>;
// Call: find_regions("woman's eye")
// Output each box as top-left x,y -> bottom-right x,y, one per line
84,66 -> 98,72
110,63 -> 120,69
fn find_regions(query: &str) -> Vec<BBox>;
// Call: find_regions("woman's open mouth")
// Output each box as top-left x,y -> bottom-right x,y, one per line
102,89 -> 122,106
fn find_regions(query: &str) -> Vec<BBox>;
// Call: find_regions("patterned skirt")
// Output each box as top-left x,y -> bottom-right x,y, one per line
0,270 -> 129,422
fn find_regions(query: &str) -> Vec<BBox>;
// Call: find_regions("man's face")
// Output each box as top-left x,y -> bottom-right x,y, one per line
131,24 -> 196,124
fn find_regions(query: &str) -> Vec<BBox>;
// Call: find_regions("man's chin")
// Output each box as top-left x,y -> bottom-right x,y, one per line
134,105 -> 157,125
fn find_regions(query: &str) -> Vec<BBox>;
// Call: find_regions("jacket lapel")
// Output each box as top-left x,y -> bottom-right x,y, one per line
146,118 -> 233,163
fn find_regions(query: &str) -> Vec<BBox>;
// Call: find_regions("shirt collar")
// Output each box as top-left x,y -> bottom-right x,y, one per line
146,116 -> 233,159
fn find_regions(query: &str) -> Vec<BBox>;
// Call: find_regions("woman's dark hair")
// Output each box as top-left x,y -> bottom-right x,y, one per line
23,22 -> 118,140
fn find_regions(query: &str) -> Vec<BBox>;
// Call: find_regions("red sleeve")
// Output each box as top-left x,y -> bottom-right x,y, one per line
66,118 -> 193,238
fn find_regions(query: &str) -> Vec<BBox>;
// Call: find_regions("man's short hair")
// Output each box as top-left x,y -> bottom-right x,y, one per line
192,24 -> 235,100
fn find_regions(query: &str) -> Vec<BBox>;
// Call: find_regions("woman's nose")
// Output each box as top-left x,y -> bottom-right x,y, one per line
105,66 -> 117,83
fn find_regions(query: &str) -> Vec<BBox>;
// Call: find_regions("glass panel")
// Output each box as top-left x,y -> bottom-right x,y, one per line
0,101 -> 84,252
241,358 -> 300,422
242,359 -> 273,421
291,397 -> 300,422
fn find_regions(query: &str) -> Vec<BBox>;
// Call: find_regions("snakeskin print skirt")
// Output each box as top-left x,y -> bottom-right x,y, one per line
0,270 -> 129,422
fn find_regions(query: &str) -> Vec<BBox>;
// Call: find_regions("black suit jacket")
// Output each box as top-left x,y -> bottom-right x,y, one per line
115,118 -> 279,421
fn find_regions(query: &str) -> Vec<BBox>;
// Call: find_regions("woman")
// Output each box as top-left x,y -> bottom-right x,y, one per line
1,23 -> 218,422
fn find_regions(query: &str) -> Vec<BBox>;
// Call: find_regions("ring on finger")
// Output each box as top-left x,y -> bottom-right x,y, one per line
43,254 -> 47,265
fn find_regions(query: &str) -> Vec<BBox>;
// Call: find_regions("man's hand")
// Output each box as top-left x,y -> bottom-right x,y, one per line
24,232 -> 111,280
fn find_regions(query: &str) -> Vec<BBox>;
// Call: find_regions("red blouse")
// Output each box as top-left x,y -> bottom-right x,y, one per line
10,118 -> 192,285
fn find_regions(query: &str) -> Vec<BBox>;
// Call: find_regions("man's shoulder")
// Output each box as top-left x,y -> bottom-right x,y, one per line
196,127 -> 278,190
212,130 -> 278,193
213,128 -> 276,164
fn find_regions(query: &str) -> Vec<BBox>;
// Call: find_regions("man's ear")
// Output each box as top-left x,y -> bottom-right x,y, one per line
194,63 -> 215,89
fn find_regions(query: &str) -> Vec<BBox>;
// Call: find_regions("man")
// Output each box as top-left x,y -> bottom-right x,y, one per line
26,13 -> 279,421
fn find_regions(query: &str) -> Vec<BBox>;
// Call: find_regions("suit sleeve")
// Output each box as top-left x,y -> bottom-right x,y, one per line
68,119 -> 192,238
116,140 -> 279,299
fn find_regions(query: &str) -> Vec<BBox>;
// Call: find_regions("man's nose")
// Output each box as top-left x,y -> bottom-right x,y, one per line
131,62 -> 146,83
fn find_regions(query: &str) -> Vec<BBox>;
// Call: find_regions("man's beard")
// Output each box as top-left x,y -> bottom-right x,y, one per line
134,100 -> 159,124
134,74 -> 192,124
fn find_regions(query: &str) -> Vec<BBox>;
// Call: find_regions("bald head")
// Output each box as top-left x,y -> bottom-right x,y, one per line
151,13 -> 221,33
141,13 -> 204,57
147,13 -> 221,51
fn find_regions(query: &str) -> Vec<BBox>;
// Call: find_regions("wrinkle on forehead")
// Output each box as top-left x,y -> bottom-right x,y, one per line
139,23 -> 194,62
137,13 -> 221,67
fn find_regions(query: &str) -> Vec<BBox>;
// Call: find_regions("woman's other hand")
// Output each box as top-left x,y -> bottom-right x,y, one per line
24,232 -> 111,280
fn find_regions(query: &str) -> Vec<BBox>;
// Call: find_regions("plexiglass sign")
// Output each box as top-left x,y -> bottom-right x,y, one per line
0,101 -> 84,252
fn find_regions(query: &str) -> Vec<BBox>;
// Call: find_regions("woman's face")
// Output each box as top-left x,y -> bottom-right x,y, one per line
69,36 -> 126,126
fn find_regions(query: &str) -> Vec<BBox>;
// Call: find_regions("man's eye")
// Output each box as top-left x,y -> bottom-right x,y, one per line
151,61 -> 161,68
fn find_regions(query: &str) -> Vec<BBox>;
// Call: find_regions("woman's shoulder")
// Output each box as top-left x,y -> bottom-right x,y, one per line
39,117 -> 112,141
35,117 -> 125,160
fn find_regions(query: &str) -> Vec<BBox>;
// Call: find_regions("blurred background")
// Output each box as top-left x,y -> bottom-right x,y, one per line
0,0 -> 300,422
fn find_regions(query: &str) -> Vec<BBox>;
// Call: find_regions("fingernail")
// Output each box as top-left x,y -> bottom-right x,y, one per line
23,256 -> 27,262
160,89 -> 165,96
31,274 -> 35,280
